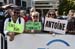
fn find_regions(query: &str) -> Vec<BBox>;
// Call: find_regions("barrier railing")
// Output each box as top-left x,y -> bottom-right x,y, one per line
1,33 -> 75,49
1,33 -> 7,49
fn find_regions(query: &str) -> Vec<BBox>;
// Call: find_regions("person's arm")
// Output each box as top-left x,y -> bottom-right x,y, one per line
4,18 -> 9,35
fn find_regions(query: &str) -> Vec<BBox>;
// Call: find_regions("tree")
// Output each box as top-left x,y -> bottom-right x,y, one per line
58,0 -> 75,15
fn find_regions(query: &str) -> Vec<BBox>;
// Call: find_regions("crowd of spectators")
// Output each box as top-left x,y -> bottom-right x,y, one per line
0,4 -> 75,41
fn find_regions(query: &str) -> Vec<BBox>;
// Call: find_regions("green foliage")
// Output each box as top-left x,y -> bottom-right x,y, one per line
58,0 -> 75,15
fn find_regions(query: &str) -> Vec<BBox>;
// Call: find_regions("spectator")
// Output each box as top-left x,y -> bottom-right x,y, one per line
45,10 -> 57,34
55,10 -> 59,17
30,7 -> 36,16
25,11 -> 41,33
4,6 -> 14,19
0,8 -> 5,34
20,10 -> 27,22
31,11 -> 40,22
31,11 -> 41,33
46,10 -> 57,18
20,10 -> 32,22
66,10 -> 75,34
0,7 -> 13,34
67,10 -> 75,20
4,7 -> 25,41
73,12 -> 75,17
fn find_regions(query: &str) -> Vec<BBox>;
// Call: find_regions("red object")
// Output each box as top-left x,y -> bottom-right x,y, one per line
23,16 -> 32,22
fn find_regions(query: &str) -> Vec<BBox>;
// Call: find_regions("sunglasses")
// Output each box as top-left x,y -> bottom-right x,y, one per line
33,16 -> 39,19
14,11 -> 20,14
48,14 -> 55,16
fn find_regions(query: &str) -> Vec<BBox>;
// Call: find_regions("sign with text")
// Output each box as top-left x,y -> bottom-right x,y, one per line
25,22 -> 42,30
6,22 -> 23,33
14,24 -> 23,33
6,22 -> 14,32
44,18 -> 68,34
7,34 -> 75,49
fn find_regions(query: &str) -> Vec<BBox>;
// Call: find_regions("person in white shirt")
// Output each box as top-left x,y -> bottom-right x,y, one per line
4,7 -> 25,41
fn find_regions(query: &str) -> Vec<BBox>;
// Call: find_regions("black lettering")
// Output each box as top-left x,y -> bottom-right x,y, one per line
45,21 -> 65,30
59,23 -> 63,30
53,22 -> 58,29
51,22 -> 54,28
57,22 -> 61,29
45,21 -> 48,27
62,24 -> 65,30
49,21 -> 51,27
45,21 -> 51,27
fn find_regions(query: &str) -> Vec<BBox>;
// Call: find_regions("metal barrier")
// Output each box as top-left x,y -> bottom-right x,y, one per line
1,34 -> 7,49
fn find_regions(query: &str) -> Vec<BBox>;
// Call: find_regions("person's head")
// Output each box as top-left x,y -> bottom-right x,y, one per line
7,8 -> 12,13
30,7 -> 36,15
26,13 -> 30,17
20,10 -> 26,17
47,10 -> 56,18
31,11 -> 39,21
7,6 -> 14,16
11,7 -> 20,18
55,10 -> 59,17
73,12 -> 75,17
68,10 -> 75,17
30,7 -> 35,12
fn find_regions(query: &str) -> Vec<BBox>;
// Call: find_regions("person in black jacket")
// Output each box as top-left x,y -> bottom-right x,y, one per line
66,10 -> 75,34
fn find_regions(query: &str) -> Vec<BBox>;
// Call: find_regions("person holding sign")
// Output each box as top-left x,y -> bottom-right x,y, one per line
4,7 -> 24,41
31,11 -> 42,32
45,10 -> 57,34
25,11 -> 42,33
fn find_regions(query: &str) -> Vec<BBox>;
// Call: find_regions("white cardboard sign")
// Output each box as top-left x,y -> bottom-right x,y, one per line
44,18 -> 68,34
